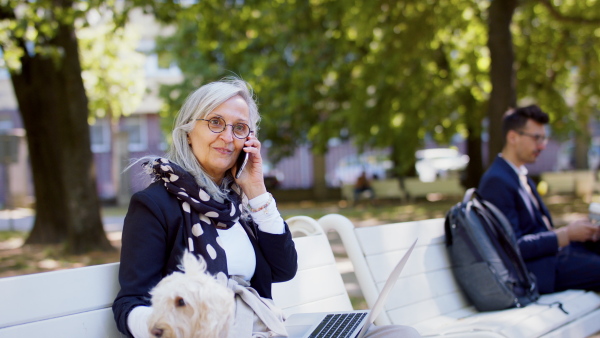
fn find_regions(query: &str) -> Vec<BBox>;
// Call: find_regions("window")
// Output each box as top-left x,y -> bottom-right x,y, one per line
122,116 -> 148,152
90,119 -> 110,153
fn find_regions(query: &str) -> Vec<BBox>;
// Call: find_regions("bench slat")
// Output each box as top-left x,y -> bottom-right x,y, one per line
277,295 -> 353,317
0,308 -> 124,338
0,263 -> 120,329
365,243 -> 450,283
390,292 -> 472,328
272,264 -> 351,311
541,308 -> 600,338
292,234 -> 337,270
385,269 -> 467,312
355,218 -> 446,256
414,291 -> 600,336
272,216 -> 353,316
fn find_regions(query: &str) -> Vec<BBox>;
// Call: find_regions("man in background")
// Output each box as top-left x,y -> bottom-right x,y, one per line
478,105 -> 600,294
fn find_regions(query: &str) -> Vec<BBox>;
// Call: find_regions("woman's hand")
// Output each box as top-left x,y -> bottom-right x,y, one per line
235,134 -> 267,199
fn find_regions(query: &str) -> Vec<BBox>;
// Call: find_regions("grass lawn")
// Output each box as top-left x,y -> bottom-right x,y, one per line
0,193 -> 592,279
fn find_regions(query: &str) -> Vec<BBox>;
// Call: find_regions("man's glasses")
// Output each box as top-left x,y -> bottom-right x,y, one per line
197,117 -> 253,139
517,131 -> 548,145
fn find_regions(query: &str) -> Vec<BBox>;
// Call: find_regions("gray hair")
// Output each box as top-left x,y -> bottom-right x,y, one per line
167,77 -> 260,201
129,77 -> 260,203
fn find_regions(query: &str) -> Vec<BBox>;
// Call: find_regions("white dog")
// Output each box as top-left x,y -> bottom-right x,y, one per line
148,251 -> 235,338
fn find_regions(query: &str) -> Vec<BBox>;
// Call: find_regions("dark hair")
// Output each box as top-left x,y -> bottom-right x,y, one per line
501,105 -> 549,141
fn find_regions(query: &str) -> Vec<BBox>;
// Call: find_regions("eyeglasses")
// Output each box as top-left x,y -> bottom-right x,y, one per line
196,117 -> 253,139
517,130 -> 548,145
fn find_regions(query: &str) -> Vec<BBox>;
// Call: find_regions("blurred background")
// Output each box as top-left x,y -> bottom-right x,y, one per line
0,0 -> 599,253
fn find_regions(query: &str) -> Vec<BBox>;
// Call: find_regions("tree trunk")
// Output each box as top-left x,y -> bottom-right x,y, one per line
462,89 -> 485,188
574,130 -> 590,170
464,129 -> 484,189
10,4 -> 113,253
109,112 -> 120,203
312,152 -> 328,201
487,0 -> 518,164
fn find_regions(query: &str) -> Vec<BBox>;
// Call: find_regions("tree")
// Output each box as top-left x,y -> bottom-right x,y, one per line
79,8 -> 146,204
0,0 -> 113,253
486,0 -> 518,164
154,1 -> 489,185
487,0 -> 600,167
154,0 -> 600,191
516,0 -> 600,169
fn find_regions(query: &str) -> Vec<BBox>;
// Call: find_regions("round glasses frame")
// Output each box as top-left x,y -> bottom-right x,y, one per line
196,117 -> 253,139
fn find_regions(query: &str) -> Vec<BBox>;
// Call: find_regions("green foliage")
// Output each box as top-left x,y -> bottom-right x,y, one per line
513,0 -> 600,140
0,0 -> 108,71
78,9 -> 146,122
4,0 -> 597,178
154,0 -> 491,175
0,1 -> 145,122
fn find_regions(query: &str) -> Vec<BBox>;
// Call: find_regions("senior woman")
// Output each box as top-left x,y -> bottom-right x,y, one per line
113,77 -> 421,338
113,78 -> 297,337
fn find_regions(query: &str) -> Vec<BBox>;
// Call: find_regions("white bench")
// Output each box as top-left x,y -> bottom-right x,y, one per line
0,262 -> 124,337
540,171 -> 576,195
0,216 -> 352,337
319,214 -> 600,337
540,170 -> 596,199
341,178 -> 406,203
403,177 -> 464,202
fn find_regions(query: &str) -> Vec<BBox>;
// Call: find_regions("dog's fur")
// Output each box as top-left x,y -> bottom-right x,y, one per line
148,251 -> 235,338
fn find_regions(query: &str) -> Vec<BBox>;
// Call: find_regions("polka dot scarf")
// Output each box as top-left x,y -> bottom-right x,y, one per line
145,158 -> 243,275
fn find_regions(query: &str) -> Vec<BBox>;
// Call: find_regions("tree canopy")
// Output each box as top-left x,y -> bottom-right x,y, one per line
515,0 -> 600,137
154,0 -> 600,180
79,9 -> 146,124
153,0 -> 491,176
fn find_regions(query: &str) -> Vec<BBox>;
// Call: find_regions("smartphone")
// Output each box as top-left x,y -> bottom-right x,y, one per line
235,151 -> 249,179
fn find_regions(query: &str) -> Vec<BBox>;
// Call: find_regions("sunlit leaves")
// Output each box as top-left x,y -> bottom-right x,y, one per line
78,9 -> 145,121
148,0 -> 598,174
514,0 -> 600,140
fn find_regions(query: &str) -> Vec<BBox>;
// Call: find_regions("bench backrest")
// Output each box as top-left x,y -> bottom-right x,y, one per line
318,214 -> 473,328
272,215 -> 353,315
0,262 -> 124,337
0,215 -> 350,337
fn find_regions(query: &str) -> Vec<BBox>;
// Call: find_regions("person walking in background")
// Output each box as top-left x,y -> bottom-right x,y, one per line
354,170 -> 375,203
478,105 -> 600,294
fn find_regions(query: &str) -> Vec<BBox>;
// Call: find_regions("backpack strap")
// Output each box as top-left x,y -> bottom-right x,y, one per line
463,187 -> 476,204
471,196 -> 537,296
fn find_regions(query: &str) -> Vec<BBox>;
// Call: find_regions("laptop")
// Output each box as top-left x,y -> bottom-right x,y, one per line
284,238 -> 418,338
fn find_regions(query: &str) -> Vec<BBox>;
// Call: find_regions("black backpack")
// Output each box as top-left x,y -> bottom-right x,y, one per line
444,188 -> 540,311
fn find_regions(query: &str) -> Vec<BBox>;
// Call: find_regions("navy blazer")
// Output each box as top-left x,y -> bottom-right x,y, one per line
112,181 -> 298,337
478,155 -> 559,293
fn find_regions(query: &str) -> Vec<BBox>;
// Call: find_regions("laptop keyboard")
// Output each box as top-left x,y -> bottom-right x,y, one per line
308,312 -> 368,338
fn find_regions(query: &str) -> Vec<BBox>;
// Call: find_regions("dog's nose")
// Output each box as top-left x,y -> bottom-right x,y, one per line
151,327 -> 164,337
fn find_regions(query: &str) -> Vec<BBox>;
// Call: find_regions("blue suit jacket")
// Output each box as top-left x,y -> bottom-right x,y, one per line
478,155 -> 560,293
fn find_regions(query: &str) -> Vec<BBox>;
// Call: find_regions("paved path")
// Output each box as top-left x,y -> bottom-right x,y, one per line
0,208 -> 125,232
